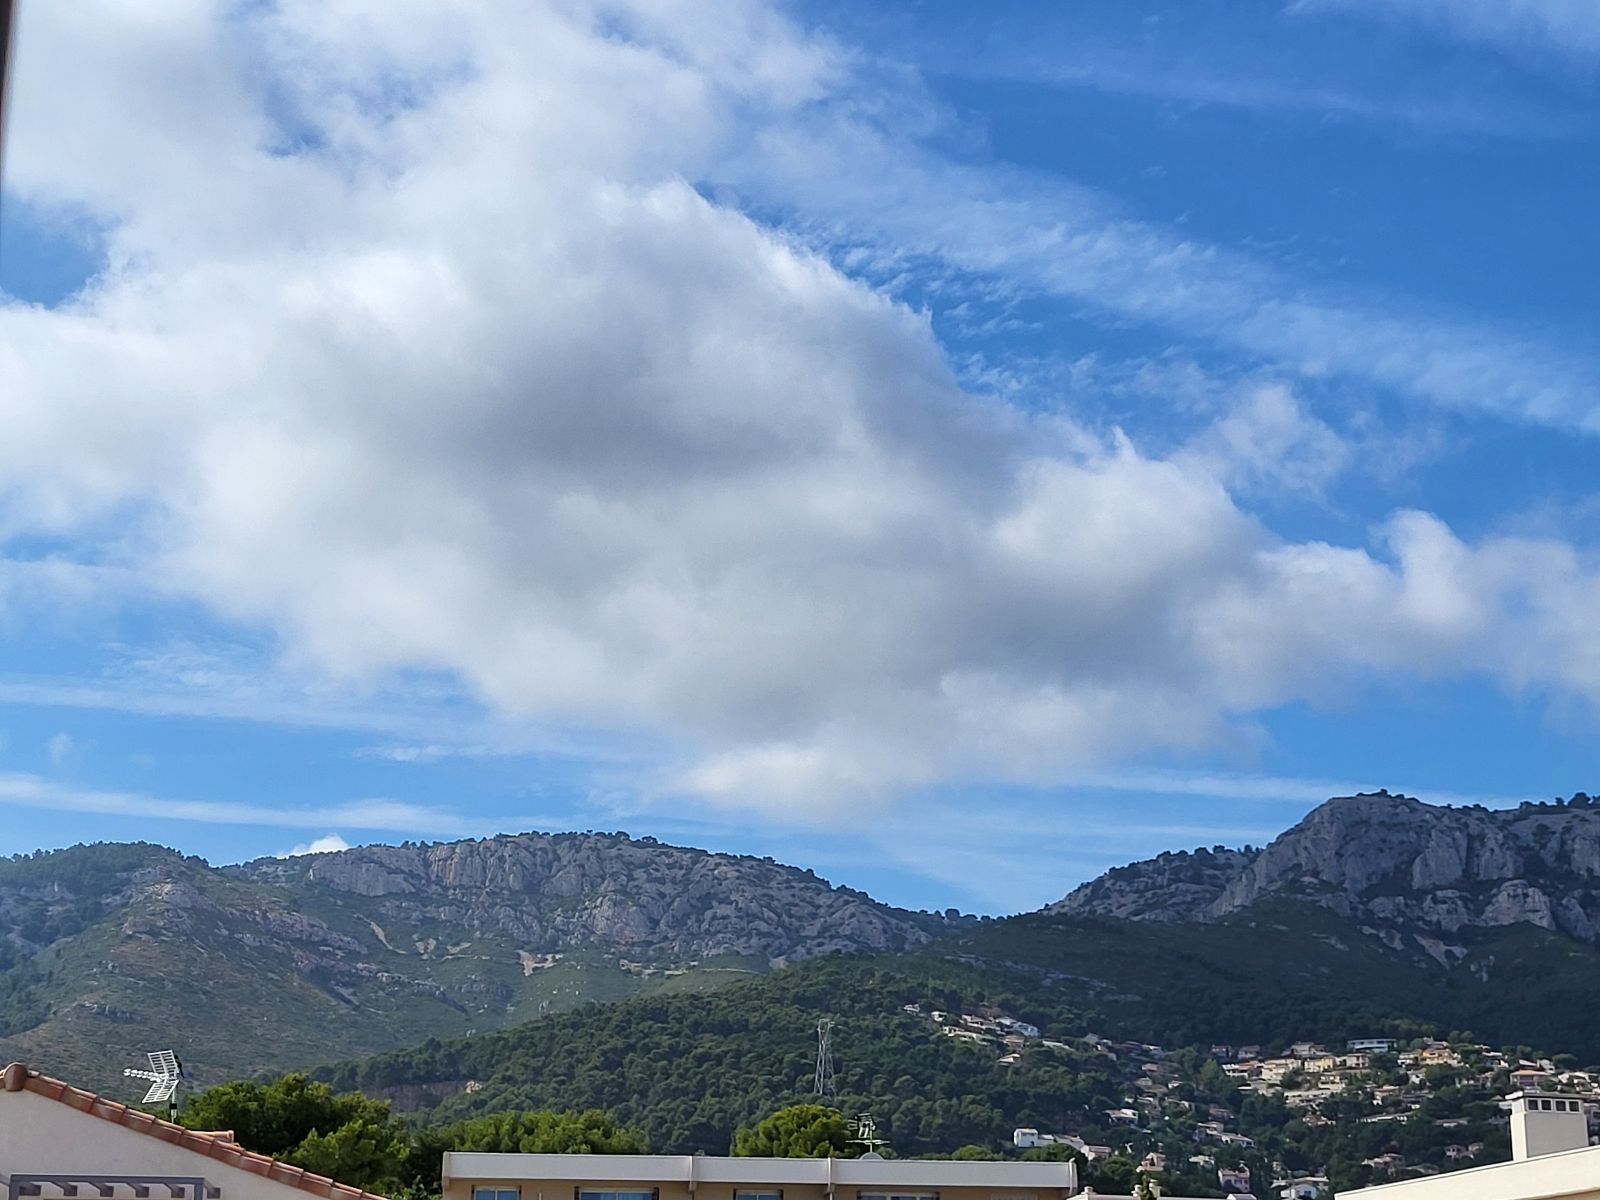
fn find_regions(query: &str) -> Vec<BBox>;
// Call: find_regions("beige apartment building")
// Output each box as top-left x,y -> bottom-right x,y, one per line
440,1152 -> 1085,1200
443,1151 -> 1253,1200
439,1152 -> 1216,1200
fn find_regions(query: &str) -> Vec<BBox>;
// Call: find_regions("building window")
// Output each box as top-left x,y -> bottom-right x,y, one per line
577,1190 -> 656,1200
476,1189 -> 520,1200
735,1191 -> 782,1200
860,1192 -> 939,1200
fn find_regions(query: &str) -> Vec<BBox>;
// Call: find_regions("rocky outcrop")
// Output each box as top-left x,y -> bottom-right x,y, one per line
1053,792 -> 1600,942
238,830 -> 936,963
1047,846 -> 1254,922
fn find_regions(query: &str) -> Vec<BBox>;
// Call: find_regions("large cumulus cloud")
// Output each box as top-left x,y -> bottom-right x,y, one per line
3,0 -> 1599,814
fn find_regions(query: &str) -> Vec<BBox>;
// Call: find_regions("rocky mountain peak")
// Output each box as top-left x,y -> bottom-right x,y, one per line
1045,844 -> 1258,922
1053,791 -> 1600,942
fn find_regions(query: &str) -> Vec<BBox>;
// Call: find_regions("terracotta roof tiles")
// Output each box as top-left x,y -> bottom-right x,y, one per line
1,1062 -> 393,1200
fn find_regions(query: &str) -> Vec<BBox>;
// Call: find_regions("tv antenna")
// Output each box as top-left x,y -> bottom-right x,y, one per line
814,1018 -> 837,1098
125,1049 -> 184,1122
849,1112 -> 889,1156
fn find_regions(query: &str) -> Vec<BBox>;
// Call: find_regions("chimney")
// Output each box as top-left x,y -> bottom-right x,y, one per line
1508,1091 -> 1592,1160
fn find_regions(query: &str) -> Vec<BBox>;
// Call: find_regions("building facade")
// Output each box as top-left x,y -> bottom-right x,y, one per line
0,1062 -> 384,1200
442,1152 -> 1081,1200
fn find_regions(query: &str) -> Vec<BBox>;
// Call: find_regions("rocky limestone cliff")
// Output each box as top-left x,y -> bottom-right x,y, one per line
1052,791 -> 1600,942
238,830 -> 935,963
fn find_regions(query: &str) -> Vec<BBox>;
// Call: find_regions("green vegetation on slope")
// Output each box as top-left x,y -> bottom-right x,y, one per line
945,905 -> 1600,1060
322,903 -> 1600,1149
314,909 -> 1600,1194
324,956 -> 1123,1155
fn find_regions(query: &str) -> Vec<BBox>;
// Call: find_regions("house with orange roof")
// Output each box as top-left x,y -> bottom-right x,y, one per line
0,1062 -> 389,1200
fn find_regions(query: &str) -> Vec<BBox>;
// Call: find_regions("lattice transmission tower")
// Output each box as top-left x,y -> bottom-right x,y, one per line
814,1018 -> 837,1098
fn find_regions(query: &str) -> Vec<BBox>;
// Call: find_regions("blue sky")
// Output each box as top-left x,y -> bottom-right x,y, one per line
1,0 -> 1597,914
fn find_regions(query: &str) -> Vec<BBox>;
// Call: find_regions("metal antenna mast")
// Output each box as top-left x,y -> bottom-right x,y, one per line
814,1018 -> 837,1098
849,1112 -> 889,1156
125,1050 -> 184,1122
0,0 -> 18,200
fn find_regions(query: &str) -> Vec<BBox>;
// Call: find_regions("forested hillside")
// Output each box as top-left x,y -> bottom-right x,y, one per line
942,905 -> 1600,1060
319,948 -> 1567,1194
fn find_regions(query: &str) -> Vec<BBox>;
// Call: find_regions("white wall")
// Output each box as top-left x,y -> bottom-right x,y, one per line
1511,1097 -> 1589,1161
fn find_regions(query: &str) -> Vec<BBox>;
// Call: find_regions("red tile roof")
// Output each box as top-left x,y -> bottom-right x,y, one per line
2,1062 -> 392,1200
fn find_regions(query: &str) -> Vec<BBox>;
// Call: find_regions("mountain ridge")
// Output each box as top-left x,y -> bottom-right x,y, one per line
234,828 -> 940,963
0,830 -> 941,1090
1053,790 -> 1600,943
12,791 -> 1600,1093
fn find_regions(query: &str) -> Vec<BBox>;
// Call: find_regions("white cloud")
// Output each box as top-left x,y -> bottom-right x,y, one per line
3,0 -> 1600,819
279,834 -> 352,857
44,731 -> 73,764
1178,384 -> 1351,498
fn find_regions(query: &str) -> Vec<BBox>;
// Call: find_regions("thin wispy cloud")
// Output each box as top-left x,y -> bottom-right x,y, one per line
0,655 -> 634,766
1055,766 -> 1542,812
924,47 -> 1576,141
1292,0 -> 1600,64
728,124 -> 1600,434
0,771 -> 473,836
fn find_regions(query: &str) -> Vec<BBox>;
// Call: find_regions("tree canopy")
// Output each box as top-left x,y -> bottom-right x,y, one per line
732,1104 -> 854,1157
181,1073 -> 409,1190
181,1074 -> 648,1196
